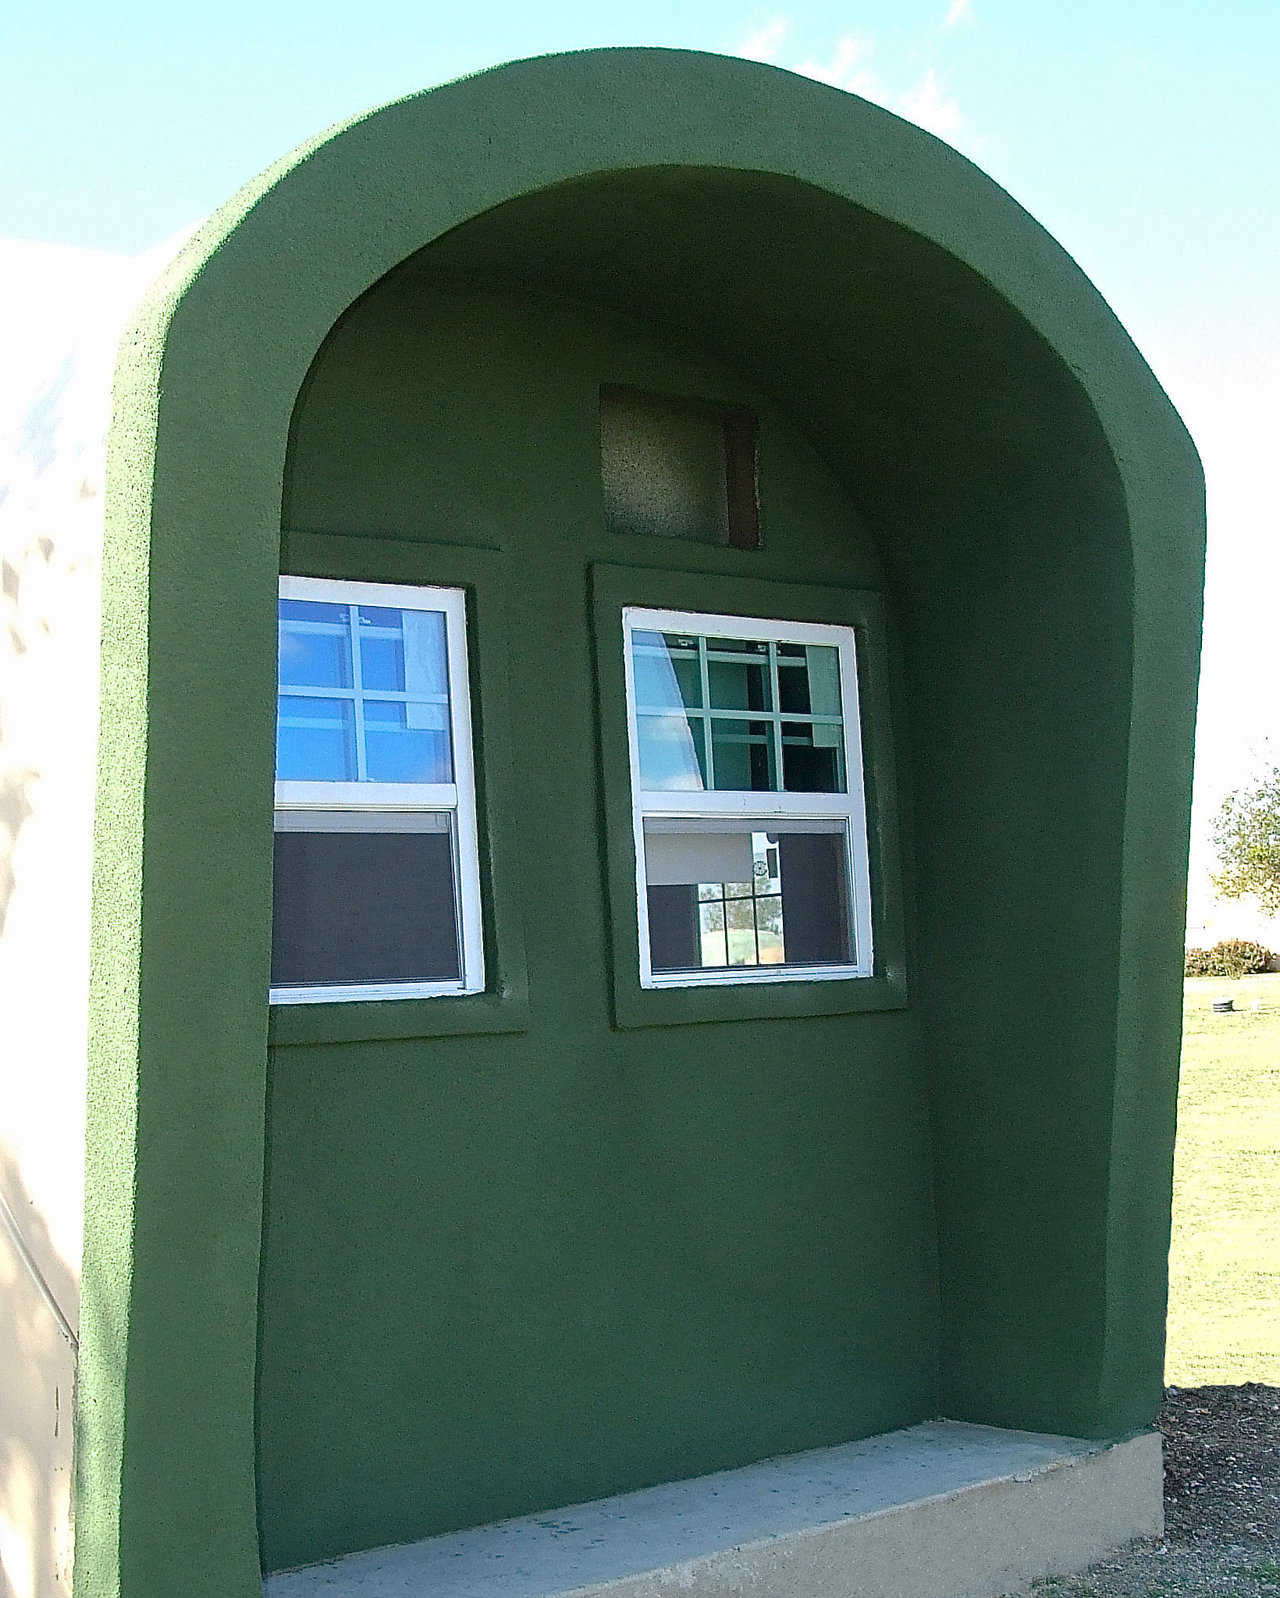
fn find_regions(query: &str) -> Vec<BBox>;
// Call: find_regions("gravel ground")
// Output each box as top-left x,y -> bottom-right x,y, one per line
999,1385 -> 1280,1597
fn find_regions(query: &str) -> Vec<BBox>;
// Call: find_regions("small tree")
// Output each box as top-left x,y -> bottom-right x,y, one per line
1212,766 -> 1280,914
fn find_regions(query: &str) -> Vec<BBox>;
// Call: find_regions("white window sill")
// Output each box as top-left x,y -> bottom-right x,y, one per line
269,980 -> 476,1005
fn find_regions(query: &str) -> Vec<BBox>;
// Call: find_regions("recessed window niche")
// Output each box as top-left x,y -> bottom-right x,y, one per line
600,384 -> 760,548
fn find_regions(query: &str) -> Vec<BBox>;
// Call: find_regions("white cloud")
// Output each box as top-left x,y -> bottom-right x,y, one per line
898,68 -> 965,139
795,32 -> 883,98
734,23 -> 964,140
943,0 -> 974,29
736,16 -> 791,64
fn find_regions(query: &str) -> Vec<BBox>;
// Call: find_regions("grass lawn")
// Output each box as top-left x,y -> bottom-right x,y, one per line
1165,974 -> 1280,1384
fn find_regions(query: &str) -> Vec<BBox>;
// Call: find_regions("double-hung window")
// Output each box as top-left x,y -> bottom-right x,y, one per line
270,576 -> 483,1003
623,607 -> 873,988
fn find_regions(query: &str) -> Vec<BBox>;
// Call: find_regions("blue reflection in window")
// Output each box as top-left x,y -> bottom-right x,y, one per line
276,599 -> 453,784
278,600 -> 352,689
364,701 -> 452,783
276,697 -> 356,781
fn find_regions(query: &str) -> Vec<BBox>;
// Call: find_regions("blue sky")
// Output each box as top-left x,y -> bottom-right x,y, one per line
3,0 -> 1277,912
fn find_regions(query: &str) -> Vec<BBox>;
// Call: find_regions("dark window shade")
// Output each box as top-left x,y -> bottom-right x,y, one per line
775,832 -> 853,966
646,884 -> 702,971
271,830 -> 461,988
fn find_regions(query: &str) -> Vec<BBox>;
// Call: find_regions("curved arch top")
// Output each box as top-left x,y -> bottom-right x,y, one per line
130,46 -> 1197,492
82,48 -> 1205,1598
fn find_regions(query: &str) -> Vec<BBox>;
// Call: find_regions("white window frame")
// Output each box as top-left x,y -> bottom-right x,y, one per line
271,575 -> 484,1004
623,605 -> 874,989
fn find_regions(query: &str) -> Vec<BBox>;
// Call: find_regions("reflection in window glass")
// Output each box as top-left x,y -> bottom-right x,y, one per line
709,718 -> 776,791
364,701 -> 452,784
635,713 -> 707,791
781,723 -> 845,794
275,598 -> 453,785
278,600 -> 353,688
643,822 -> 853,974
631,632 -> 702,712
630,628 -> 845,794
276,696 -> 357,781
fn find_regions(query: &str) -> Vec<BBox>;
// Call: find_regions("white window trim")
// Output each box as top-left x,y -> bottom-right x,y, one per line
271,574 -> 484,1005
623,605 -> 874,990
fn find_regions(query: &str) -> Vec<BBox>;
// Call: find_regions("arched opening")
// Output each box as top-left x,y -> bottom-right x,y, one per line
254,166 -> 1132,1568
81,52 -> 1202,1598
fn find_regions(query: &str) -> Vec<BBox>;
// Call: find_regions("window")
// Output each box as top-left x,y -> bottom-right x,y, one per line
270,576 -> 483,1004
600,386 -> 760,548
624,608 -> 873,988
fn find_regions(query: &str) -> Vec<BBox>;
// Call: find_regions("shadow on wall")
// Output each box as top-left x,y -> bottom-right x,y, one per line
0,1150 -> 78,1598
0,706 -> 35,939
0,546 -> 44,939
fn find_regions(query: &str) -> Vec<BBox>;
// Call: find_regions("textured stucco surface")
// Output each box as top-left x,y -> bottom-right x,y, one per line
81,46 -> 1203,1598
0,237 -> 177,1598
257,280 -> 928,1571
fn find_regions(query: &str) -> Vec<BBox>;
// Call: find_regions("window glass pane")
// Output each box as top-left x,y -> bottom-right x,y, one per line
777,643 -> 843,717
755,896 -> 784,965
364,700 -> 453,784
280,599 -> 347,622
401,609 -> 450,698
630,627 -> 848,795
709,718 -> 776,791
804,646 -> 843,718
276,696 -> 356,781
271,815 -> 461,987
358,606 -> 449,696
707,639 -> 772,713
277,598 -> 454,787
781,722 -> 846,793
725,891 -> 757,966
698,900 -> 728,967
359,633 -> 405,691
636,712 -> 707,790
278,600 -> 353,689
631,632 -> 702,711
644,822 -> 853,974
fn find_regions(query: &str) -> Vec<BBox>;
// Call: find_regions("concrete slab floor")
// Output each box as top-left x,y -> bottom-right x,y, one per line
263,1421 -> 1163,1598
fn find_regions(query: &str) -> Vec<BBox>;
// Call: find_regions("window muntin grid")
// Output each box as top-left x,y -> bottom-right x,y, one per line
276,599 -> 453,785
693,831 -> 784,969
630,630 -> 846,794
623,606 -> 874,989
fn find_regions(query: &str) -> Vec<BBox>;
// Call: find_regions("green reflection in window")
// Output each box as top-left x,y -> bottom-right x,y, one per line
630,630 -> 846,793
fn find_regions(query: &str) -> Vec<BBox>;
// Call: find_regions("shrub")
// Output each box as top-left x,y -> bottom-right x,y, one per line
1185,939 -> 1272,979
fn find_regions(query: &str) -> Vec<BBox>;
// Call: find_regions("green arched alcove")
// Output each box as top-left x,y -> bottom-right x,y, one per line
82,49 -> 1203,1597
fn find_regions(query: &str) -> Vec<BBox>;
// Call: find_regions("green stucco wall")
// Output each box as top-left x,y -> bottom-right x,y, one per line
258,279 -> 935,1568
80,47 -> 1203,1598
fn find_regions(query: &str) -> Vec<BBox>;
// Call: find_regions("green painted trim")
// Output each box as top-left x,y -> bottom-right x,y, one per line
590,562 -> 907,1029
269,535 -> 530,1048
80,44 -> 1203,1598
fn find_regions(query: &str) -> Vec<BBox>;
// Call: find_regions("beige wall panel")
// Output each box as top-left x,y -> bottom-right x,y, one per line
0,1220 -> 76,1598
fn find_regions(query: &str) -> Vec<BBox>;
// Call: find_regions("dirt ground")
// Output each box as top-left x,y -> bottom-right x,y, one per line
1001,1385 -> 1280,1597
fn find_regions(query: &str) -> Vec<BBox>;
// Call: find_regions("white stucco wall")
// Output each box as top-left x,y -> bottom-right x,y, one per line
0,232 -> 182,1598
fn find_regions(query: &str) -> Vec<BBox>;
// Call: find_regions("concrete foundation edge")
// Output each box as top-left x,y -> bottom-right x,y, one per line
570,1431 -> 1163,1598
